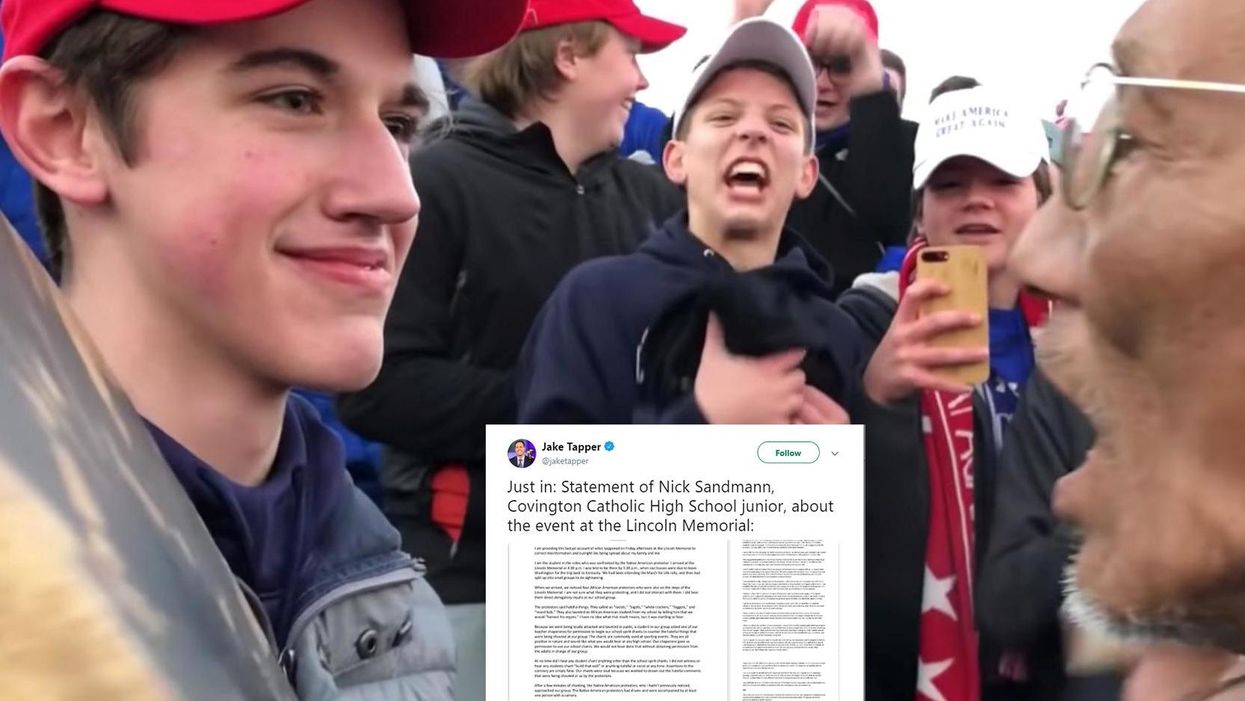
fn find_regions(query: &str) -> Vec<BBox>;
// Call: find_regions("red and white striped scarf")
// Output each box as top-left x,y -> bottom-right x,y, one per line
899,239 -> 1049,701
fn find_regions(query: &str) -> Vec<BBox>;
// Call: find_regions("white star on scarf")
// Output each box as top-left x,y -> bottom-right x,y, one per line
917,658 -> 953,701
921,567 -> 957,621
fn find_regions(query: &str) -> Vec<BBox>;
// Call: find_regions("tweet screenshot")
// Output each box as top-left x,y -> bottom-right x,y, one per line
485,425 -> 864,700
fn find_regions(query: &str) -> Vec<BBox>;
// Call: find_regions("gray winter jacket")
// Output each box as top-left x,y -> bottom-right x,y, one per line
282,553 -> 455,700
149,397 -> 456,701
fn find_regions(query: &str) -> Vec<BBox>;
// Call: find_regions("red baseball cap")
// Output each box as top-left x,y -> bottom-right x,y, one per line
789,0 -> 879,45
522,0 -> 686,53
1,0 -> 530,62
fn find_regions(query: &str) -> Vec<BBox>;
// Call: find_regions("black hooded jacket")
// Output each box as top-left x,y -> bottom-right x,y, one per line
840,284 -> 1117,701
516,213 -> 869,424
787,91 -> 915,298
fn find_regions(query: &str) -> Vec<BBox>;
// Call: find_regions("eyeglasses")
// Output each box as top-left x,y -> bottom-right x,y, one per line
813,54 -> 853,78
1060,62 -> 1245,210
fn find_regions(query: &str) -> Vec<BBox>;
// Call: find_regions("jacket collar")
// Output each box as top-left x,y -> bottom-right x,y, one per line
641,212 -> 837,292
448,97 -> 625,184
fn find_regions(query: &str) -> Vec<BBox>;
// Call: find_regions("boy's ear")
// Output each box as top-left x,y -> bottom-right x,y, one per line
0,57 -> 109,208
553,38 -> 580,82
662,137 -> 688,187
793,152 -> 818,200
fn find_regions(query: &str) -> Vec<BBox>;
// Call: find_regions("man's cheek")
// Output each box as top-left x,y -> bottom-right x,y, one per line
154,222 -> 248,301
1083,258 -> 1152,360
159,169 -> 297,301
1083,495 -> 1188,611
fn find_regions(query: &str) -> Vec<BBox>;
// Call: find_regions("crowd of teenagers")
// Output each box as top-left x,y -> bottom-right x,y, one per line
4,0 -> 1238,699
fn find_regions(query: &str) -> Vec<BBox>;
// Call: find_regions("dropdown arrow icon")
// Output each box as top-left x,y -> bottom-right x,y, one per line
831,452 -> 839,456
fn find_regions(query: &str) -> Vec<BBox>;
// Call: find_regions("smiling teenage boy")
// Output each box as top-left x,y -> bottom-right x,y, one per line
517,17 -> 867,425
0,0 -> 526,698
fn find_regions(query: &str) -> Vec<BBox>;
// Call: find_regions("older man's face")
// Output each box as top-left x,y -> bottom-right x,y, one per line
1011,0 -> 1245,649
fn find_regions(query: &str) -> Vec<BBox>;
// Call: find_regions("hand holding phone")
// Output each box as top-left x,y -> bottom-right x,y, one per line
915,246 -> 990,385
862,247 -> 989,406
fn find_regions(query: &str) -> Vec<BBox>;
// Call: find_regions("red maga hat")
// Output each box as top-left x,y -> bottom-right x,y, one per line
521,0 -> 686,53
2,0 -> 531,62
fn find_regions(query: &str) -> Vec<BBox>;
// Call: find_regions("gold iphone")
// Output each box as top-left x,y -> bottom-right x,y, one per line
915,245 -> 989,385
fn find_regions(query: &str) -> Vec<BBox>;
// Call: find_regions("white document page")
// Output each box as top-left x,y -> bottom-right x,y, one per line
486,425 -> 864,701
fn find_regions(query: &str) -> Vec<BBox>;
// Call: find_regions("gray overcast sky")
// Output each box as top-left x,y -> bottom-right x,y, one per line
635,0 -> 1146,123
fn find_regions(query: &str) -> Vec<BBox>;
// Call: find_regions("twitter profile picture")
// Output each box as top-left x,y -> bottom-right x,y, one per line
509,439 -> 536,468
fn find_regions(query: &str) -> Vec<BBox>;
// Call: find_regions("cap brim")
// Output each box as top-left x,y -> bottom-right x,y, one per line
610,13 -> 689,53
102,0 -> 527,58
674,18 -> 816,149
406,0 -> 529,58
913,147 -> 1044,190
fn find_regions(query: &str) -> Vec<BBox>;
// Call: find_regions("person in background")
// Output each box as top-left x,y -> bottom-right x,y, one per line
839,81 -> 1054,701
765,0 -> 915,297
871,46 -> 920,273
618,0 -> 915,296
931,75 -> 981,103
875,77 -> 980,274
337,2 -> 685,699
619,0 -> 791,164
881,47 -> 907,106
516,16 -> 865,427
620,100 -> 672,164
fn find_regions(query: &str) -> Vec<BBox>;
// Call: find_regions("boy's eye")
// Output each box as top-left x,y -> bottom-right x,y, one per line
261,88 -> 323,115
385,115 -> 420,144
930,179 -> 962,191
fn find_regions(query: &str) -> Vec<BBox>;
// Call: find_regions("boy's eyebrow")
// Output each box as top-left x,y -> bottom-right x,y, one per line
702,98 -> 798,111
400,84 -> 430,112
227,47 -> 340,77
767,102 -> 801,114
228,47 -> 426,112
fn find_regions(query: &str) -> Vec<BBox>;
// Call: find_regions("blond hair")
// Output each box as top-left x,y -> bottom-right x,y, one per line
461,21 -> 612,118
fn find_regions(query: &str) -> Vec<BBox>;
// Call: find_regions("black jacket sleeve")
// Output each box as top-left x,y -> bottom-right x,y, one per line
515,273 -> 613,425
338,152 -> 512,463
516,267 -> 709,426
842,91 -> 915,248
976,369 -> 1095,649
838,286 -> 930,700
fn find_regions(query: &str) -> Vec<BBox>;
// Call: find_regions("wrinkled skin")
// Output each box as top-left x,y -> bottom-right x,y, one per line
1011,0 -> 1245,651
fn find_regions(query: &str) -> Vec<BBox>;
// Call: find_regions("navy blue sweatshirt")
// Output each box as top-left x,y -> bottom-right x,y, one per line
516,213 -> 870,424
145,395 -> 355,647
